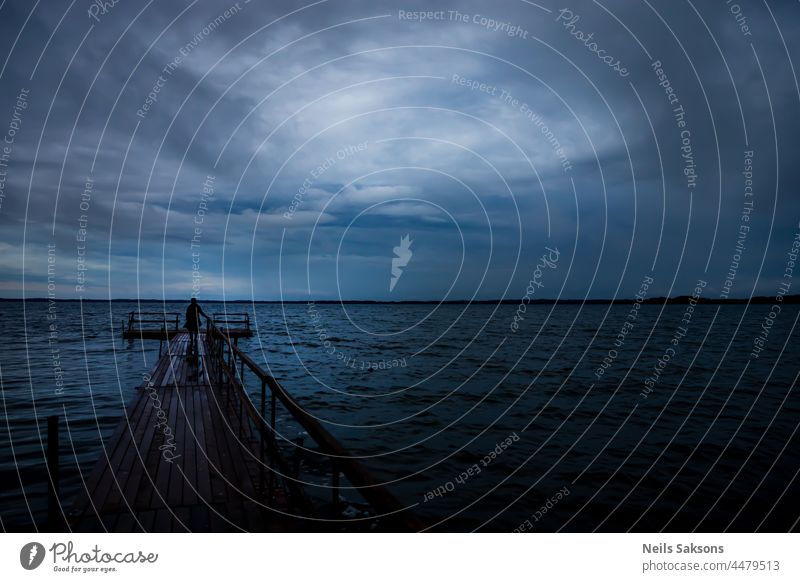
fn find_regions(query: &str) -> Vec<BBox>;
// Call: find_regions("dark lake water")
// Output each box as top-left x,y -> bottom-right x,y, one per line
1,300 -> 798,531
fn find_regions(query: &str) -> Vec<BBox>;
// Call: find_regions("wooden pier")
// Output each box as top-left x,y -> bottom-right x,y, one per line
69,319 -> 421,532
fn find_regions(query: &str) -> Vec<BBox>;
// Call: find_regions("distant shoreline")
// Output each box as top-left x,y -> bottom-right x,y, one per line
3,295 -> 799,305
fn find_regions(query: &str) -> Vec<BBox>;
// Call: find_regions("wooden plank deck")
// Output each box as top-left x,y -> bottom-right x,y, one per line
69,332 -> 292,532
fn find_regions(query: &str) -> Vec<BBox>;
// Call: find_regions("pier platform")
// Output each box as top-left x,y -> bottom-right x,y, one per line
69,323 -> 422,532
70,333 -> 289,532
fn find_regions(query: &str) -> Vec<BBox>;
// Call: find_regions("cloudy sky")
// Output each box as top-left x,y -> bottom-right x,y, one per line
0,0 -> 798,301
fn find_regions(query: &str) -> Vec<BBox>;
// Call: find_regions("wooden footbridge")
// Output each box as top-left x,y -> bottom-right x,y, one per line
66,315 -> 421,532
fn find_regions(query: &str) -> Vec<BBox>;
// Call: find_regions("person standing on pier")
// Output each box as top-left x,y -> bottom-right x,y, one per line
185,297 -> 207,357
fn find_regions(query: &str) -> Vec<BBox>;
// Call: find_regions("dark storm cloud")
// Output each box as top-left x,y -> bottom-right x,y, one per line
0,0 -> 798,300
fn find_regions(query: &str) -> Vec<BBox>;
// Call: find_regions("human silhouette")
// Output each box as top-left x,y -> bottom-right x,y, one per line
184,298 -> 207,357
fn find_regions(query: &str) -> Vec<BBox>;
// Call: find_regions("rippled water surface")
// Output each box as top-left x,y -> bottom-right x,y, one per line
1,300 -> 798,531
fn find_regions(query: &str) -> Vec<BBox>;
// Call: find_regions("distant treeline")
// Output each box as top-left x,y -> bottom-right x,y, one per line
5,295 -> 800,305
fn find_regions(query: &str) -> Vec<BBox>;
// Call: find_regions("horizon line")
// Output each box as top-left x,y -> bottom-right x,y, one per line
2,295 -> 798,305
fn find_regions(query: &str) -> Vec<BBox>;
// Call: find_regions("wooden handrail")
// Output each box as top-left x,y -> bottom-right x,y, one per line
123,312 -> 249,335
123,312 -> 182,334
265,375 -> 422,527
129,311 -> 181,318
205,320 -> 422,531
126,312 -> 181,325
212,313 -> 250,326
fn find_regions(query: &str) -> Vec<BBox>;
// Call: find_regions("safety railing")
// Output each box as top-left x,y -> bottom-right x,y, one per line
204,318 -> 423,532
125,311 -> 181,332
212,312 -> 250,332
123,312 -> 183,356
